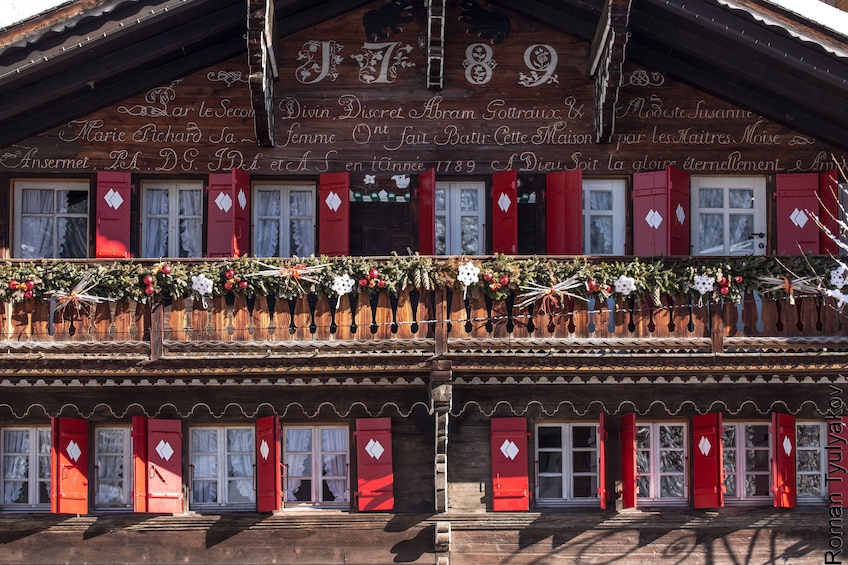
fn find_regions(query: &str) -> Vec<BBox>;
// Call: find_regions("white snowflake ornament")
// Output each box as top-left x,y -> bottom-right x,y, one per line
191,274 -> 214,308
457,261 -> 480,299
827,288 -> 848,309
693,274 -> 716,296
830,264 -> 848,289
331,274 -> 356,308
613,275 -> 636,296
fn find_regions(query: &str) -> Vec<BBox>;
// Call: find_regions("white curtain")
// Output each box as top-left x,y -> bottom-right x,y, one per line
2,430 -> 29,504
95,430 -> 125,505
191,429 -> 219,504
20,189 -> 54,258
226,429 -> 255,503
321,429 -> 347,502
290,190 -> 314,257
143,188 -> 169,258
284,429 -> 312,502
255,190 -> 281,257
178,189 -> 202,258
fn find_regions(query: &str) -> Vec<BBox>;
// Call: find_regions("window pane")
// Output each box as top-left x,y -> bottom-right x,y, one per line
797,425 -> 821,447
572,427 -> 596,449
60,190 -> 89,214
798,475 -> 822,497
460,216 -> 479,255
435,189 -> 446,212
459,189 -> 478,212
660,476 -> 684,497
699,188 -> 723,208
572,451 -> 596,474
537,427 -> 561,449
728,214 -> 754,254
636,450 -> 650,474
435,217 -> 446,255
57,217 -> 88,258
636,427 -> 650,449
660,450 -> 684,473
729,189 -> 754,209
637,476 -> 650,497
146,189 -> 169,215
538,476 -> 562,499
589,191 -> 613,211
538,451 -> 562,474
745,425 -> 769,448
797,450 -> 821,472
698,214 -> 724,254
589,217 -> 613,254
572,475 -> 597,498
746,450 -> 769,472
321,429 -> 347,452
659,426 -> 684,448
746,474 -> 770,497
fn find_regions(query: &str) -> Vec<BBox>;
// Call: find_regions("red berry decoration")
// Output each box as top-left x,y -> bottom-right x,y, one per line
8,280 -> 17,290
25,280 -> 35,290
377,279 -> 386,289
225,269 -> 235,279
718,276 -> 728,286
734,275 -> 744,284
368,268 -> 380,280
144,285 -> 155,295
23,290 -> 33,299
239,280 -> 249,289
142,274 -> 154,286
160,264 -> 172,275
224,282 -> 233,291
720,286 -> 730,295
483,273 -> 493,282
499,275 -> 510,285
358,278 -> 368,287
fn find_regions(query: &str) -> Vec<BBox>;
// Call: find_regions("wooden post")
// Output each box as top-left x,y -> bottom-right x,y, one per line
430,358 -> 452,513
435,289 -> 447,356
150,303 -> 164,360
710,301 -> 724,354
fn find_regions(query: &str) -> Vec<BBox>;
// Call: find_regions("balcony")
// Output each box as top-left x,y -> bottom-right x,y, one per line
1,256 -> 846,366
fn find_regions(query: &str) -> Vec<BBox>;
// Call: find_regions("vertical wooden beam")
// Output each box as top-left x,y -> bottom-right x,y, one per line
150,302 -> 164,360
710,302 -> 724,354
430,358 -> 452,513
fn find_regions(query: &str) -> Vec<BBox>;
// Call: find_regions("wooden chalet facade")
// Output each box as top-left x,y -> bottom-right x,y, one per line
0,0 -> 847,563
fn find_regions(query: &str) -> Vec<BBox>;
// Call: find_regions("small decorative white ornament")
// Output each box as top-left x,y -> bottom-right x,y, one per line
693,274 -> 716,296
364,174 -> 376,185
827,288 -> 848,309
191,274 -> 214,308
830,264 -> 848,288
456,261 -> 481,299
331,274 -> 356,308
613,275 -> 636,296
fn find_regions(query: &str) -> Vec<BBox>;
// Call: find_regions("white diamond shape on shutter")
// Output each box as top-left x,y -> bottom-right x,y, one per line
783,436 -> 792,457
365,438 -> 385,460
499,439 -> 519,460
790,208 -> 808,228
155,440 -> 174,462
645,209 -> 663,229
260,439 -> 270,460
238,189 -> 247,210
676,203 -> 685,224
66,440 -> 82,462
215,192 -> 233,213
698,435 -> 712,456
497,192 -> 512,213
104,188 -> 124,210
325,191 -> 342,212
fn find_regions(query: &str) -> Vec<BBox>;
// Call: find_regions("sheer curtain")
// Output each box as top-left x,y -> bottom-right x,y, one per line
144,188 -> 169,258
290,190 -> 314,257
284,429 -> 312,502
20,189 -> 54,258
95,429 -> 126,506
255,190 -> 281,257
178,188 -> 202,258
321,428 -> 347,502
2,430 -> 29,504
226,429 -> 255,503
191,429 -> 218,504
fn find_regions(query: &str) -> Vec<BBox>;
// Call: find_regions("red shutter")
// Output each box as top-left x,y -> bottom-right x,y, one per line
832,417 -> 848,503
772,412 -> 796,508
51,417 -> 89,514
95,171 -> 132,258
132,416 -> 148,512
146,419 -> 183,513
418,168 -> 436,254
491,170 -> 518,254
355,417 -> 394,511
318,172 -> 350,256
545,170 -> 582,254
633,166 -> 690,256
692,413 -> 724,509
820,170 -> 840,255
598,413 -> 607,510
620,412 -> 637,509
256,415 -> 282,512
776,173 -> 820,255
490,417 -> 529,511
207,168 -> 250,257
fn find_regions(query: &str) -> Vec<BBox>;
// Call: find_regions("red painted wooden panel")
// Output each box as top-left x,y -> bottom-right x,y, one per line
490,417 -> 529,511
318,172 -> 350,256
207,172 -> 236,257
355,417 -> 394,511
132,416 -> 148,512
95,171 -> 132,258
772,412 -> 796,508
620,412 -> 637,509
820,169 -> 840,255
256,415 -> 282,512
51,417 -> 89,514
232,168 -> 251,257
633,167 -> 690,256
692,412 -> 724,508
418,168 -> 435,254
545,170 -> 582,254
776,173 -> 820,255
668,166 -> 691,255
598,413 -> 607,510
146,419 -> 183,513
491,170 -> 518,254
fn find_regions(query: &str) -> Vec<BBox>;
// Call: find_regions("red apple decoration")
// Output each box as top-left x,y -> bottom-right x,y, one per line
239,280 -> 248,290
377,279 -> 386,289
160,264 -> 172,275
483,273 -> 493,282
225,269 -> 235,279
720,286 -> 730,295
142,274 -> 154,286
499,275 -> 510,285
718,276 -> 728,286
23,290 -> 33,299
144,285 -> 155,295
368,268 -> 379,280
25,280 -> 35,290
358,278 -> 368,287
8,280 -> 17,289
224,282 -> 233,290
734,275 -> 744,284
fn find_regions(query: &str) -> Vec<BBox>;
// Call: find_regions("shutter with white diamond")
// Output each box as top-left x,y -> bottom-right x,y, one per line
418,168 -> 436,254
545,170 -> 582,255
142,418 -> 183,513
633,166 -> 690,256
95,171 -> 132,258
256,415 -> 282,512
51,417 -> 89,514
491,170 -> 517,254
692,413 -> 723,509
620,412 -> 637,509
318,172 -> 350,256
490,417 -> 529,511
771,412 -> 796,508
776,173 -> 821,255
355,417 -> 394,511
207,168 -> 251,257
820,170 -> 840,255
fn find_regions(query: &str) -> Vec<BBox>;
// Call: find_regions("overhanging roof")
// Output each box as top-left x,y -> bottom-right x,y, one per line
0,0 -> 845,151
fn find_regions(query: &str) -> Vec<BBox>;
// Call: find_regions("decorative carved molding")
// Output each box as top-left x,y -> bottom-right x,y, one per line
589,0 -> 633,143
247,0 -> 278,146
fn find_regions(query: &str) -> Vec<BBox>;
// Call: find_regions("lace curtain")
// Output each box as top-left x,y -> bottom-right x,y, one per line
226,429 -> 255,504
191,429 -> 219,504
143,188 -> 202,258
321,428 -> 347,502
254,189 -> 314,257
19,189 -> 86,258
95,429 -> 126,506
190,428 -> 254,505
284,428 -> 311,502
2,430 -> 29,504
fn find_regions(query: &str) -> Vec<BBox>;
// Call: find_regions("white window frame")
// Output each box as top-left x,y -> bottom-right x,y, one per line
141,181 -> 204,258
690,176 -> 766,256
435,181 -> 485,255
635,422 -> 688,504
189,425 -> 255,509
795,421 -> 827,504
12,180 -> 89,259
722,421 -> 772,503
94,426 -> 132,509
252,182 -> 316,257
282,425 -> 349,507
583,179 -> 625,255
535,422 -> 600,506
1,426 -> 51,509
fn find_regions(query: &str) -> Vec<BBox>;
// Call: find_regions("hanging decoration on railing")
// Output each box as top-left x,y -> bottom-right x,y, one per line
46,272 -> 112,315
516,274 -> 584,313
191,273 -> 214,309
331,274 -> 356,308
456,261 -> 481,300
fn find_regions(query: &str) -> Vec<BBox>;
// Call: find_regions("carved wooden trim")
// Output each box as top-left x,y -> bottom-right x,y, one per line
248,0 -> 278,146
589,0 -> 633,143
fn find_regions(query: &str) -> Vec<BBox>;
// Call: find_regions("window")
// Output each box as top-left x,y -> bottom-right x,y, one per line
1,427 -> 51,508
691,176 -> 766,255
536,423 -> 599,505
94,427 -> 132,509
13,180 -> 89,258
253,183 -> 315,257
142,181 -> 203,258
796,422 -> 827,502
283,426 -> 348,506
636,422 -> 687,503
583,179 -> 625,255
722,422 -> 771,501
190,426 -> 255,508
436,182 -> 484,255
